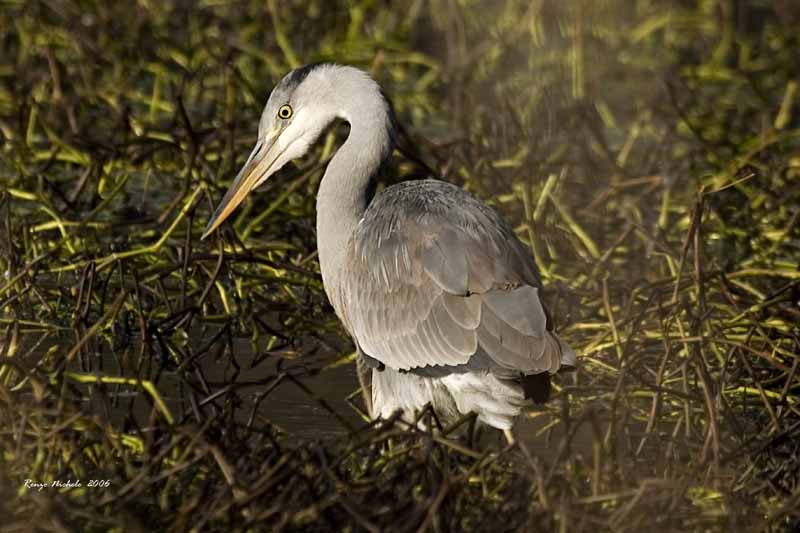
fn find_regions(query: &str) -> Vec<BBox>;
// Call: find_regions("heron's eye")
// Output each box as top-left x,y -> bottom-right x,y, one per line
278,104 -> 293,120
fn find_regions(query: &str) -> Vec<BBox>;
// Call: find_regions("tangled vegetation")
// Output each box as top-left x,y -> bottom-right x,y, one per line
1,0 -> 799,531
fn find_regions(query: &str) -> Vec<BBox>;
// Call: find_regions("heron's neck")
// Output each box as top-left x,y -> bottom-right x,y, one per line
316,96 -> 392,308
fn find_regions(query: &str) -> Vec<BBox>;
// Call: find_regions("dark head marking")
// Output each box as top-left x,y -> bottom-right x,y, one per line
281,62 -> 324,91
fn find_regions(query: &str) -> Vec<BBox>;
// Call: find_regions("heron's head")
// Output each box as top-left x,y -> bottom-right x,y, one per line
202,63 -> 354,238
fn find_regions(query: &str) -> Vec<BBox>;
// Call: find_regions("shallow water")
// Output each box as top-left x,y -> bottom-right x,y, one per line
66,334 -> 361,440
65,330 -> 591,457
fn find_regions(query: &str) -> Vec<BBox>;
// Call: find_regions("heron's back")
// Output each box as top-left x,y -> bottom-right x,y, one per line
339,178 -> 576,429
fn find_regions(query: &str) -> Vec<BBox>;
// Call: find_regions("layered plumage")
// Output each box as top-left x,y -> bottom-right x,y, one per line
203,63 -> 577,431
341,180 -> 575,429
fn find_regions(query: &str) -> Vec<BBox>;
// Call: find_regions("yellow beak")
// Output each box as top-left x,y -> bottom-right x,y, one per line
201,133 -> 282,239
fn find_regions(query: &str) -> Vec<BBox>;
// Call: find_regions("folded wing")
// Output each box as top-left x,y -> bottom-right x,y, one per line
340,180 -> 576,375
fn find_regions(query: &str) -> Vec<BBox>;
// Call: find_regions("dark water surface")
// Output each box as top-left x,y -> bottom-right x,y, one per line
62,332 -> 358,439
62,331 -> 589,457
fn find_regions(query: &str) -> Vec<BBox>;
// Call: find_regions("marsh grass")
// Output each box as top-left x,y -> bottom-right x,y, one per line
1,0 -> 799,531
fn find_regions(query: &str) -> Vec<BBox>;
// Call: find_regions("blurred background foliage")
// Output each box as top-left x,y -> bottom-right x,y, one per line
1,0 -> 800,531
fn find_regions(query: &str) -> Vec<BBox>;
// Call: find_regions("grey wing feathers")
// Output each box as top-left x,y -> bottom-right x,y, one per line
340,179 -> 574,375
482,286 -> 546,337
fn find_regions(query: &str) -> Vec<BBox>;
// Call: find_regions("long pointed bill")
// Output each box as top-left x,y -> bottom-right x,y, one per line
201,134 -> 281,239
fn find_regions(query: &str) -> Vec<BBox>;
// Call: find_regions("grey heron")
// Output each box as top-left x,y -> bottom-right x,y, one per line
202,64 -> 576,434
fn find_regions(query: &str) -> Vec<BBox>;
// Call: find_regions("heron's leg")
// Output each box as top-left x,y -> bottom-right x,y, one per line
466,413 -> 477,448
503,427 -> 538,469
355,346 -> 374,417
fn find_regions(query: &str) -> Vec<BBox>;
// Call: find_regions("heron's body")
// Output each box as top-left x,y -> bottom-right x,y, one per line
204,64 -> 576,432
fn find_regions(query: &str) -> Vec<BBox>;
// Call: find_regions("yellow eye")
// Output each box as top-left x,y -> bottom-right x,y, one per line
278,104 -> 293,120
